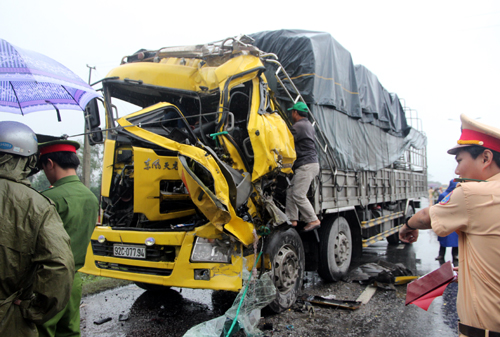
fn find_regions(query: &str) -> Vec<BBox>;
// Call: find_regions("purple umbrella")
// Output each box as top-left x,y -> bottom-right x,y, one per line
0,38 -> 101,120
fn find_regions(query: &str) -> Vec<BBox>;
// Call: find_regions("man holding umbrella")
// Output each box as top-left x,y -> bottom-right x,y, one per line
36,140 -> 99,337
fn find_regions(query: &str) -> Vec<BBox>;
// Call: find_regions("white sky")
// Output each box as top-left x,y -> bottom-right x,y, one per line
1,0 -> 499,184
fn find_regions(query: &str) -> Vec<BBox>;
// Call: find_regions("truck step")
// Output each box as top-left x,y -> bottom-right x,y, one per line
362,225 -> 403,247
361,211 -> 404,229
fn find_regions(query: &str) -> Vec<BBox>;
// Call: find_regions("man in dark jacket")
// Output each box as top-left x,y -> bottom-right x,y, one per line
36,140 -> 99,337
0,121 -> 75,337
285,102 -> 321,232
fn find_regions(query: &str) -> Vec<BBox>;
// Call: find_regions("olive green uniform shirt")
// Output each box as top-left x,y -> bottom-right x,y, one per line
0,155 -> 75,337
42,175 -> 99,270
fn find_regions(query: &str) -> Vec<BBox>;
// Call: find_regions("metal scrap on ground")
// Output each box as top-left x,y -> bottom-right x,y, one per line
300,294 -> 361,310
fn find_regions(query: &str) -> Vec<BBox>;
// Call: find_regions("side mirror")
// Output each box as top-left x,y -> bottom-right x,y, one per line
85,98 -> 104,145
89,127 -> 104,144
85,98 -> 101,129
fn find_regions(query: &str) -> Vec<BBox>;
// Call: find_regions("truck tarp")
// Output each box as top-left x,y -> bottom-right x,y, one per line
250,29 -> 426,172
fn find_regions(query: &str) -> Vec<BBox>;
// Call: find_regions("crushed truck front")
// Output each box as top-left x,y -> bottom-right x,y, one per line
80,40 -> 298,298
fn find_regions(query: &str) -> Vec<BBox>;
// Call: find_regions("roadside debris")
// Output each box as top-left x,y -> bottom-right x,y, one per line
394,275 -> 419,285
118,313 -> 129,321
183,268 -> 276,337
93,317 -> 112,325
348,260 -> 413,289
356,285 -> 378,305
300,294 -> 361,310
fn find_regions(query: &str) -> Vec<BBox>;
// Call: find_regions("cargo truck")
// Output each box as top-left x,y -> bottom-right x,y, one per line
81,30 -> 427,312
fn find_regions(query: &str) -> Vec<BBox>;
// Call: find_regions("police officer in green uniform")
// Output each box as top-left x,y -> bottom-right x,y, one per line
0,121 -> 75,337
36,140 -> 99,337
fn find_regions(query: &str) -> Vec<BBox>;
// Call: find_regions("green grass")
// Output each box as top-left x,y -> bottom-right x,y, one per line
80,272 -> 132,297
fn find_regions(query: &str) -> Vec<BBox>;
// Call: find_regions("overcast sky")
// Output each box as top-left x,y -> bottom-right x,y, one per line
1,0 -> 499,184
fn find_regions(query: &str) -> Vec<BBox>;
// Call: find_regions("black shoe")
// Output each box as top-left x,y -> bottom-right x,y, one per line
435,255 -> 444,261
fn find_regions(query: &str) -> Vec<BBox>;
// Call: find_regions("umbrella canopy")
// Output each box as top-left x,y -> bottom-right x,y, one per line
0,38 -> 101,118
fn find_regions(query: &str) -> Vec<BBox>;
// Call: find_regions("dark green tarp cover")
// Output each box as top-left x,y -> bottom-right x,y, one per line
250,29 -> 426,171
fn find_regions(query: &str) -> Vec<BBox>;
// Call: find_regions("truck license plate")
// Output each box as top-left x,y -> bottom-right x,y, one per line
113,244 -> 146,259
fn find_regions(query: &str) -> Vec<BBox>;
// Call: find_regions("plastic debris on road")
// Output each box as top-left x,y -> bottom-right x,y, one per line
183,268 -> 276,337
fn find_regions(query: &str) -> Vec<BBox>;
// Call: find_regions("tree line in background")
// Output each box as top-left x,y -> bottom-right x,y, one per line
29,142 -> 103,199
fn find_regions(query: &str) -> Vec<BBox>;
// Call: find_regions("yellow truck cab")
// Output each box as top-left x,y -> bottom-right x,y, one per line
81,35 -> 301,312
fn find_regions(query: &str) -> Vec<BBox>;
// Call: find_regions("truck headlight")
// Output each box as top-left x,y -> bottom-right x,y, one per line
190,237 -> 232,263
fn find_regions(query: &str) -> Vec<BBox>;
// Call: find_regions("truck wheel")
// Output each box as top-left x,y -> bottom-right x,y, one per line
265,228 -> 305,313
318,216 -> 352,282
134,282 -> 170,292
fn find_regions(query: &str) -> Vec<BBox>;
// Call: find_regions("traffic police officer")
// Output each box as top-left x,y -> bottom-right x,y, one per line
36,140 -> 99,337
399,114 -> 500,336
0,121 -> 75,337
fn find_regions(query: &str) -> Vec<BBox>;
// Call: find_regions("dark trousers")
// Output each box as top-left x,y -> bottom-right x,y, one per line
439,246 -> 458,259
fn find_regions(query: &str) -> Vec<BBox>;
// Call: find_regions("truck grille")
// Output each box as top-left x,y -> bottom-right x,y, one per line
91,240 -> 176,262
95,261 -> 172,276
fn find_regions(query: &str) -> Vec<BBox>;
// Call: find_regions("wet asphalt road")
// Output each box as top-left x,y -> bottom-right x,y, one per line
80,198 -> 460,336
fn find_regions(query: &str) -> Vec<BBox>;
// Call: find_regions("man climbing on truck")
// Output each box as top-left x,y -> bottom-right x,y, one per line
286,101 -> 321,232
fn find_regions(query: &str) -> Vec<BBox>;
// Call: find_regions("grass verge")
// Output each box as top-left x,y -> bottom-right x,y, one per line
80,272 -> 132,297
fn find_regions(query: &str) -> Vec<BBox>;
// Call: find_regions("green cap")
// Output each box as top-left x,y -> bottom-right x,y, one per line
287,102 -> 309,113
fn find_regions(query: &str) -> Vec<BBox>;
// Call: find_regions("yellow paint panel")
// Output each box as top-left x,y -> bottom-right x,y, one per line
178,156 -> 231,230
247,80 -> 296,181
101,139 -> 116,198
214,55 -> 264,86
106,62 -> 199,91
133,148 -> 196,221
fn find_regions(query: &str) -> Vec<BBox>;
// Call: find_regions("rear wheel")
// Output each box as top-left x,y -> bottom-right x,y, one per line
265,228 -> 305,313
318,216 -> 352,282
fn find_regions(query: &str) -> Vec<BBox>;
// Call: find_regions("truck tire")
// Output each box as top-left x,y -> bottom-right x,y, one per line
318,216 -> 352,282
134,282 -> 171,292
265,228 -> 305,313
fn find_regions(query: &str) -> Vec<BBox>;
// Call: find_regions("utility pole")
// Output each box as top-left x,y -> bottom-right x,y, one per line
82,64 -> 96,188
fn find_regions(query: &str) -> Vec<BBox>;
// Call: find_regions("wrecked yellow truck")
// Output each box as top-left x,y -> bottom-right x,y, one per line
81,30 -> 427,312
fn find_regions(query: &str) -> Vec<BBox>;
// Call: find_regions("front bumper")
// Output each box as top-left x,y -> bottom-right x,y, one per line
80,226 -> 244,292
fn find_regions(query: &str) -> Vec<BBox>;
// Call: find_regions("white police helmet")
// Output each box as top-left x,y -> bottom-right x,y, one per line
0,121 -> 38,157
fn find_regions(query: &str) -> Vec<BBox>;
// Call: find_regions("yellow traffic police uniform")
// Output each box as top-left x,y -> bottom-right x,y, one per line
430,173 -> 500,332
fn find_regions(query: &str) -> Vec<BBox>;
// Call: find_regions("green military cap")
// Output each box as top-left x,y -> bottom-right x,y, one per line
39,139 -> 80,156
